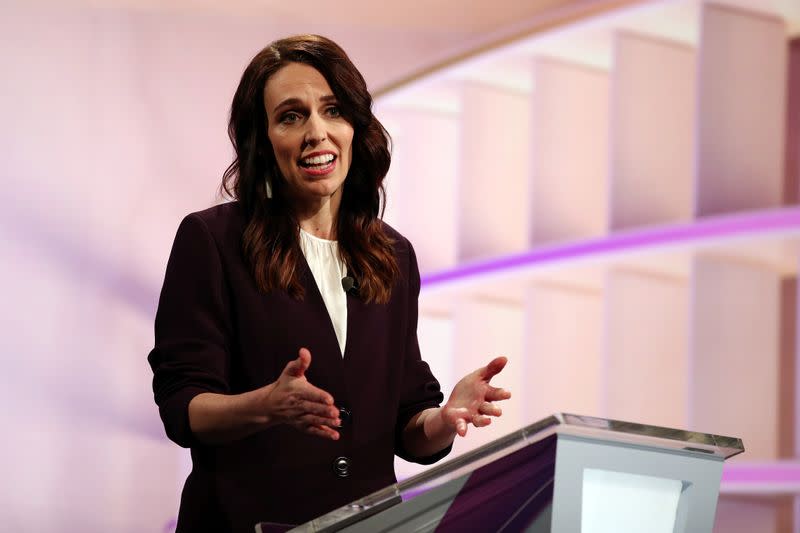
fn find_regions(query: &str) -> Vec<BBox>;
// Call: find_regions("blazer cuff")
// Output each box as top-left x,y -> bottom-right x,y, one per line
159,386 -> 214,448
394,401 -> 453,465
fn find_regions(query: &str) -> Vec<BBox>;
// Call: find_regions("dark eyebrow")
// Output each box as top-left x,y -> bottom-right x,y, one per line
272,94 -> 337,114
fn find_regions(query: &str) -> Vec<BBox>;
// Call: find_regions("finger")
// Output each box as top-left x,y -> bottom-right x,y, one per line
479,401 -> 502,417
456,419 -> 468,437
480,356 -> 508,381
297,400 -> 339,419
443,406 -> 471,425
472,415 -> 492,427
299,413 -> 341,428
306,424 -> 340,440
313,423 -> 340,439
283,348 -> 312,378
292,381 -> 336,406
485,386 -> 512,402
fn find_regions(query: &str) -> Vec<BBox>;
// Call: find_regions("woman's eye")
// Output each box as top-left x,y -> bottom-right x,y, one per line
280,112 -> 301,124
326,105 -> 342,118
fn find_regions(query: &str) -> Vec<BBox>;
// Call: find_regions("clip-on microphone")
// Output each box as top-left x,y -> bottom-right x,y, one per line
341,276 -> 357,293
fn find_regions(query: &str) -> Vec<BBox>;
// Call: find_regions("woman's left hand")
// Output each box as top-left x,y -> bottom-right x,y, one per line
441,356 -> 511,437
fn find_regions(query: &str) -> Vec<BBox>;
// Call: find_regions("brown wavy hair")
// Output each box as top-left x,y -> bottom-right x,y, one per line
221,34 -> 398,304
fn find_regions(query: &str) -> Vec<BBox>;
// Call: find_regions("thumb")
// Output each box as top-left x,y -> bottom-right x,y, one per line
283,348 -> 312,378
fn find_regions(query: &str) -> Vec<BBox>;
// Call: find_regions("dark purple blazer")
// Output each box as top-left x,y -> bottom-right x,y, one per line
148,202 -> 450,532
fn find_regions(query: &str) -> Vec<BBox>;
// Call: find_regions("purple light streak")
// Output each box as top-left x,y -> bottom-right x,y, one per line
722,463 -> 800,484
421,207 -> 800,288
720,462 -> 800,494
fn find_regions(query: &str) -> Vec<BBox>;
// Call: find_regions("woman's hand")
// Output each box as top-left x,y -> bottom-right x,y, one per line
263,347 -> 341,440
402,356 -> 511,457
186,347 -> 340,444
441,356 -> 511,437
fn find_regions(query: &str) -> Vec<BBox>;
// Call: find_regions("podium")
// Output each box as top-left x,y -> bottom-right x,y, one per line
260,413 -> 743,533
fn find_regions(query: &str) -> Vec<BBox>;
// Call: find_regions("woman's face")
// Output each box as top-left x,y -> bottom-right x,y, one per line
264,62 -> 354,210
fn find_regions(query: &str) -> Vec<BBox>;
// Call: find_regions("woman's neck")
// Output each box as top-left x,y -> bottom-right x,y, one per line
289,185 -> 343,240
298,217 -> 336,240
295,202 -> 339,240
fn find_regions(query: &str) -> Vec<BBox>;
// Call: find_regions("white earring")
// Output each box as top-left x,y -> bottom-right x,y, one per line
265,177 -> 273,199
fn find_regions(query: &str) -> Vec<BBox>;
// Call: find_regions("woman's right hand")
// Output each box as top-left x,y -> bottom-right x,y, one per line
263,347 -> 341,440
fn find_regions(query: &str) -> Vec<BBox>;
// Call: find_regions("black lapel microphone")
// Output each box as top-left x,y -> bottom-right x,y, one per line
341,276 -> 358,294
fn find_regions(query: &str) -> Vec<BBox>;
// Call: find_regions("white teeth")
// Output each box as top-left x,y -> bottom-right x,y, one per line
301,154 -> 335,166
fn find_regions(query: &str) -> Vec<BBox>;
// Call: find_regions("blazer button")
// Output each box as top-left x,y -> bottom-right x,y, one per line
333,456 -> 351,478
338,407 -> 352,428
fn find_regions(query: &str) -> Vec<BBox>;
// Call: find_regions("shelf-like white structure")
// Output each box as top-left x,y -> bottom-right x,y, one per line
376,1 -> 800,530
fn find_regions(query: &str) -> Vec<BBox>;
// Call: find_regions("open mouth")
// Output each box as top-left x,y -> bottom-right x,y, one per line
299,153 -> 337,170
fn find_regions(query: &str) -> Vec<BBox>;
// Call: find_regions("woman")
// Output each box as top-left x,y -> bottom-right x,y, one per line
148,34 -> 511,532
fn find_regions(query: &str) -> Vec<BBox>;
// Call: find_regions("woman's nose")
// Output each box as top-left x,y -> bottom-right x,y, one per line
304,113 -> 327,146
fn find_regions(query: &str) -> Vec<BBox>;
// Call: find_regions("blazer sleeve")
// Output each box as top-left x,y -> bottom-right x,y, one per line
394,239 -> 453,465
147,214 -> 231,448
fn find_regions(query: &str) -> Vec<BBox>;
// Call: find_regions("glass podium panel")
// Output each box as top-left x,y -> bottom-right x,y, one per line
258,413 -> 743,533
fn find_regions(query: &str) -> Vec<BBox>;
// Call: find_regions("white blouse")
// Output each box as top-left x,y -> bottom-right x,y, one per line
298,228 -> 348,356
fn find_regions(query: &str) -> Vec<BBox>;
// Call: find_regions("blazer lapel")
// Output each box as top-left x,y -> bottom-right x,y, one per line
298,255 -> 347,363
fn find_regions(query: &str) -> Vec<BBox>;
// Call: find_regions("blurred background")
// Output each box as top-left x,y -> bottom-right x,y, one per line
1,0 -> 799,531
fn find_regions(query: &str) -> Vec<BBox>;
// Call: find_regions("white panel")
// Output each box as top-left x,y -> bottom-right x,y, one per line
458,83 -> 531,261
582,469 -> 681,533
690,255 -> 780,459
695,3 -> 788,216
524,284 -> 603,422
417,314 -> 456,396
610,32 -> 696,230
450,297 -> 525,455
530,58 -> 609,245
604,270 -> 689,429
376,106 -> 460,272
395,313 -> 455,479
